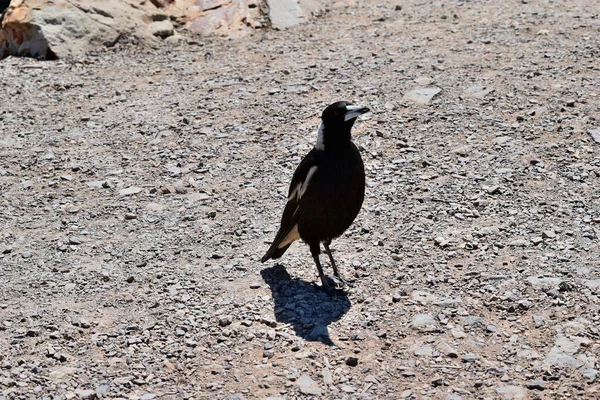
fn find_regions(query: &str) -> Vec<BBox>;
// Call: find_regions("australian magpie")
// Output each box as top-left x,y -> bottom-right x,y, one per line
261,101 -> 370,289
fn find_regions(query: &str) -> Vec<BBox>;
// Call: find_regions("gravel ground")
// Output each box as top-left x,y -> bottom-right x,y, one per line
1,0 -> 600,399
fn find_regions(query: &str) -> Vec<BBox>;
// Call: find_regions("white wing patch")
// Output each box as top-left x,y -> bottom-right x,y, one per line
315,123 -> 325,151
289,166 -> 318,201
278,224 -> 300,249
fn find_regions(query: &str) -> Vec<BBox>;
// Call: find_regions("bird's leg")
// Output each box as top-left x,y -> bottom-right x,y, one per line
309,243 -> 329,289
323,241 -> 351,286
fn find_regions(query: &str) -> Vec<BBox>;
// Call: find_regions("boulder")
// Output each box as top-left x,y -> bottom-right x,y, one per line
0,0 -> 329,60
0,0 -> 162,60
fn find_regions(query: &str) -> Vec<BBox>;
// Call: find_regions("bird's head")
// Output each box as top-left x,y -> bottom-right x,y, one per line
316,101 -> 369,150
321,101 -> 370,128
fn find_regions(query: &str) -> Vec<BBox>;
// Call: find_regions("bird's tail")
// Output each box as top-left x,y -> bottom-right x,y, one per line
261,242 -> 292,263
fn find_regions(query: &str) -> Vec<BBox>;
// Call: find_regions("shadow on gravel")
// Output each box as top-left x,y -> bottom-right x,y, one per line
260,265 -> 351,346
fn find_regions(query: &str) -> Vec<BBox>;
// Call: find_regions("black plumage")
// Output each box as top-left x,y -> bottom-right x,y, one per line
261,101 -> 370,289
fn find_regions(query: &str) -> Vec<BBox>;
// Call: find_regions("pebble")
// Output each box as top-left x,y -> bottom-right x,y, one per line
409,314 -> 438,331
461,353 -> 477,362
77,389 -> 97,399
225,395 -> 245,400
403,87 -> 442,104
583,369 -> 598,383
219,315 -> 233,327
345,356 -> 359,367
496,385 -> 527,399
69,236 -> 82,245
588,128 -> 600,144
118,186 -> 142,196
531,236 -> 543,245
532,315 -> 545,328
437,341 -> 458,358
524,378 -> 546,390
167,166 -> 182,178
297,374 -> 323,395
459,316 -> 485,329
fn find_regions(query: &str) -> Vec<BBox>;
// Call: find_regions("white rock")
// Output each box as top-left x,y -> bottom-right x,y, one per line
267,0 -> 305,29
297,374 -> 323,395
403,87 -> 442,105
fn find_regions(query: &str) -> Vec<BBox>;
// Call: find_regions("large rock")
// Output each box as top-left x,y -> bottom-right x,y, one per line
0,0 -> 328,60
173,0 -> 264,37
0,0 -> 163,60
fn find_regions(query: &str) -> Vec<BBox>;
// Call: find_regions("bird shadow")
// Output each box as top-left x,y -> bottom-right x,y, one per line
260,265 -> 351,346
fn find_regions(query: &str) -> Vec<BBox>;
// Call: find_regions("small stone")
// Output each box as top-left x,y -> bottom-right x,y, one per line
26,328 -> 41,337
263,349 -> 274,358
124,213 -> 137,220
459,316 -> 485,329
437,341 -> 458,358
149,19 -> 175,38
461,353 -> 477,362
401,389 -> 413,398
69,237 -> 82,245
409,314 -> 438,331
412,344 -> 433,357
532,315 -> 545,328
345,356 -> 359,367
486,185 -> 501,195
250,282 -> 261,289
434,236 -> 449,247
403,87 -> 442,105
525,378 -> 546,390
167,166 -> 181,178
297,374 -> 323,395
493,136 -> 511,145
322,367 -> 333,386
77,389 -> 97,400
542,230 -> 556,239
219,315 -> 233,327
119,187 -> 142,196
21,252 -> 32,259
338,384 -> 356,393
431,376 -> 446,387
531,236 -> 543,245
588,129 -> 600,144
496,385 -> 527,400
583,369 -> 598,383
95,385 -> 110,396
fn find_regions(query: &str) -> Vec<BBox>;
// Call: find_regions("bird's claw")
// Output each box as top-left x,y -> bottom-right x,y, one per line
320,275 -> 353,292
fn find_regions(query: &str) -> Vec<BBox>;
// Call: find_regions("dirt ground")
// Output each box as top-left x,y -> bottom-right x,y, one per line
1,0 -> 599,399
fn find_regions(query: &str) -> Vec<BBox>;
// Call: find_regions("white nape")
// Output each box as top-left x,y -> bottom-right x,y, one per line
315,123 -> 325,151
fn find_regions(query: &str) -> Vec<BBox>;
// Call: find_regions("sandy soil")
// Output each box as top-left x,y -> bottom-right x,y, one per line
1,0 -> 599,399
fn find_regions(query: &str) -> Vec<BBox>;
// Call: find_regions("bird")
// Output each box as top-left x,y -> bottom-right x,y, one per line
261,101 -> 370,289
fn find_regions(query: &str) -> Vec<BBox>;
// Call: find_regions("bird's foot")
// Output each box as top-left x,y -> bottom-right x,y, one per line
332,274 -> 354,288
320,275 -> 352,292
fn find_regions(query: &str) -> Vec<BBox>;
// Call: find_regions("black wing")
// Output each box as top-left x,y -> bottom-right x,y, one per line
261,149 -> 320,262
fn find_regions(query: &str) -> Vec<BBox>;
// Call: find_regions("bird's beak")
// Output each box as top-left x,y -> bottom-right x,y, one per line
344,105 -> 370,121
